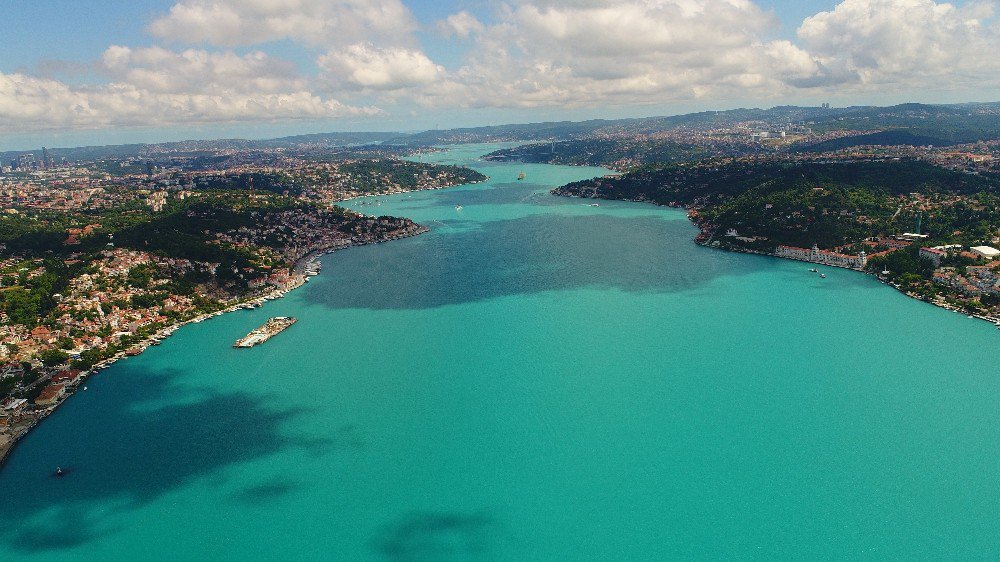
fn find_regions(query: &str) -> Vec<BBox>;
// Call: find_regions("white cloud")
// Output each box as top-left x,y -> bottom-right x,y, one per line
319,44 -> 444,90
4,0 -> 1000,137
403,0 -> 825,109
100,46 -> 304,95
149,0 -> 417,48
798,0 -> 1000,87
437,11 -> 485,38
0,61 -> 377,133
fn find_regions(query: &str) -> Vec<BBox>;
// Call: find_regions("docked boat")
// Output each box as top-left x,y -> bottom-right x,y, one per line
234,317 -> 297,348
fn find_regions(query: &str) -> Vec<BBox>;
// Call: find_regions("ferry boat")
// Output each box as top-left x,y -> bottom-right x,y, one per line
234,317 -> 297,348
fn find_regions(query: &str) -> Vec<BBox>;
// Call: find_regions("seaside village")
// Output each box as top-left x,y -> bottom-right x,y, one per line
0,245 -> 303,454
770,233 -> 1000,315
0,214 -> 426,458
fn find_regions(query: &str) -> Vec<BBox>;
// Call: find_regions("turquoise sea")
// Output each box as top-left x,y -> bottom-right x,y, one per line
1,144 -> 998,559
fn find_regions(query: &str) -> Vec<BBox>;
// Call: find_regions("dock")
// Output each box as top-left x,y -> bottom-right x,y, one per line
234,317 -> 297,348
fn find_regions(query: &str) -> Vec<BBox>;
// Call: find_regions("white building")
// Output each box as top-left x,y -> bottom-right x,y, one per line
919,247 -> 947,266
970,246 -> 1000,260
775,244 -> 867,269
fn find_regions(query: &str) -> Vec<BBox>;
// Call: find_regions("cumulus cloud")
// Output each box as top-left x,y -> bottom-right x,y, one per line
798,0 -> 1000,87
404,0 -> 826,109
437,11 -> 485,38
148,0 -> 417,48
4,0 -> 1000,136
0,61 -> 377,133
319,44 -> 444,90
100,46 -> 304,95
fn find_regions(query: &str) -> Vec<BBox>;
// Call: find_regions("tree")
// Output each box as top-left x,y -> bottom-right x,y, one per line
38,348 -> 69,367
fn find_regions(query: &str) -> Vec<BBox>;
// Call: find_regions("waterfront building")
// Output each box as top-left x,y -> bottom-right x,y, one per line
1,398 -> 27,417
34,384 -> 66,406
51,369 -> 83,386
775,244 -> 867,269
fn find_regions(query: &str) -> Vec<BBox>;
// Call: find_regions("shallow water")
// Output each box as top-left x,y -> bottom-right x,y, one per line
1,143 -> 998,560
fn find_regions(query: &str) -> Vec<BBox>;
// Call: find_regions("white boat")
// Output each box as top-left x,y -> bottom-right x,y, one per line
819,274 -> 826,278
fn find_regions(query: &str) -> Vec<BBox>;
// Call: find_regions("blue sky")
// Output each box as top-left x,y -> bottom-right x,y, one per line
1,1 -> 837,75
0,0 -> 996,150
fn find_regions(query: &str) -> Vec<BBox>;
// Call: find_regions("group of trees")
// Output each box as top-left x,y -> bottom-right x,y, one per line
0,260 -> 73,327
559,159 -> 1000,251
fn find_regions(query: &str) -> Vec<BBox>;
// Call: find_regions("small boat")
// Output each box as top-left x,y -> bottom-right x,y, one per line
455,204 -> 462,210
808,268 -> 817,273
517,171 -> 525,181
82,386 -> 88,391
54,467 -> 65,477
819,274 -> 826,278
589,203 -> 600,207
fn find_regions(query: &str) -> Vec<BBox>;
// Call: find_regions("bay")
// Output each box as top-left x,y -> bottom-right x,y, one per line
0,143 -> 997,560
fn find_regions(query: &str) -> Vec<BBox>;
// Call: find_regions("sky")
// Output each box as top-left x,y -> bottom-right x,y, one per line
1,0 -> 998,150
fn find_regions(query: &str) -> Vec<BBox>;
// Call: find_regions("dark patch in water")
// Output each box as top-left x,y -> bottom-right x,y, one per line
375,511 -> 500,561
0,367 -> 312,552
308,213 -> 767,310
230,479 -> 299,505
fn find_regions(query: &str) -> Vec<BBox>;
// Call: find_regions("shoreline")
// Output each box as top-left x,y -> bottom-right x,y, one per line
330,176 -> 489,205
0,223 -> 430,470
554,191 -> 1000,329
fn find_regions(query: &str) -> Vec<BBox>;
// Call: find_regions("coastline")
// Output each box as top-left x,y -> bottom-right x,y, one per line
553,191 -> 1000,329
0,222 -> 430,470
1,167 -> 488,471
331,175 -> 489,204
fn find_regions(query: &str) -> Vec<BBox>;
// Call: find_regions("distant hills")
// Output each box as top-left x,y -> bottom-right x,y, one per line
0,131 -> 401,164
3,101 -> 999,164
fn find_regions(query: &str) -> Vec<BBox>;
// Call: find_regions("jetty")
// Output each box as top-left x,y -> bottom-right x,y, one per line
234,317 -> 297,348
